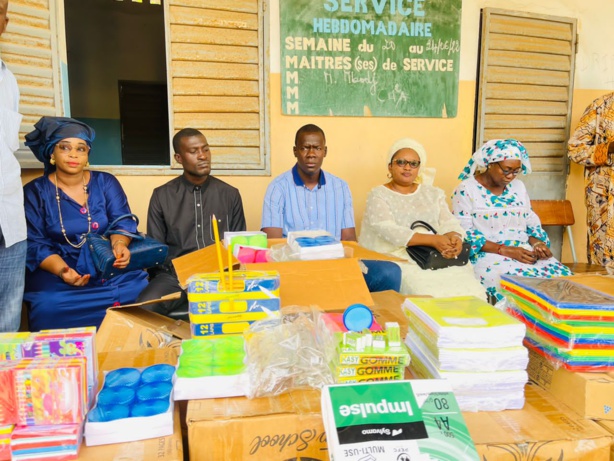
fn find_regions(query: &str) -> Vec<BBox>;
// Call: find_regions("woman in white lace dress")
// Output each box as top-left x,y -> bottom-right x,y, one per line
358,138 -> 486,299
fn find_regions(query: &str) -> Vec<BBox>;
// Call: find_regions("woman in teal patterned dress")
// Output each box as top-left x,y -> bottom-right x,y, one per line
451,139 -> 571,303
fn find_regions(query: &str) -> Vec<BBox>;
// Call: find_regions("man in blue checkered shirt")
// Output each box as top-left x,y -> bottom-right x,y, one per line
261,124 -> 401,292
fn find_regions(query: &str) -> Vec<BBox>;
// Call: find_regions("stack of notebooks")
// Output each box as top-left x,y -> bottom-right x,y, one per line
501,275 -> 614,371
402,296 -> 528,412
0,327 -> 98,460
287,230 -> 344,260
321,380 -> 479,461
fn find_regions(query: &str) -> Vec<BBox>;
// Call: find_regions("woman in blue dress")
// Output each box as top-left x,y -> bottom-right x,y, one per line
23,117 -> 148,330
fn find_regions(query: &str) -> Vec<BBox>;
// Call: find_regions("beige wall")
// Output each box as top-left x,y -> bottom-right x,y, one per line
21,0 -> 614,264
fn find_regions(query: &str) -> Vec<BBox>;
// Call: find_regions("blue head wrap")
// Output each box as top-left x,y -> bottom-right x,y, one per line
458,139 -> 531,180
25,117 -> 96,174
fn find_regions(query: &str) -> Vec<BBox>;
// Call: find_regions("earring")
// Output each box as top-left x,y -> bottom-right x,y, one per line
387,173 -> 392,179
50,157 -> 56,165
85,161 -> 90,168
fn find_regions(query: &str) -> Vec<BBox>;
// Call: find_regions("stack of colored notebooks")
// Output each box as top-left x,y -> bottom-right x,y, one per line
0,327 -> 98,460
501,275 -> 614,371
10,424 -> 83,461
402,296 -> 528,412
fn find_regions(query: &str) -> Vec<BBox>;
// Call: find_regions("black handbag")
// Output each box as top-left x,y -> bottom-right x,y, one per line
86,213 -> 168,280
405,220 -> 470,271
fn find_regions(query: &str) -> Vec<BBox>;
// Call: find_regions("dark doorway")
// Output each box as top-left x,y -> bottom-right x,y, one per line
64,0 -> 168,166
119,81 -> 169,165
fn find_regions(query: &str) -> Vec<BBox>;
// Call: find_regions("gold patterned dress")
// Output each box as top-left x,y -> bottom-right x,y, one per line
567,92 -> 614,268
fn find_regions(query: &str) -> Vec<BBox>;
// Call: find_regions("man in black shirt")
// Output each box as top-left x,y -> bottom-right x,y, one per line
136,128 -> 246,317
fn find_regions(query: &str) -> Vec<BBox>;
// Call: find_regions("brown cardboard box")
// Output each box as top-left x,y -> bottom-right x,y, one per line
187,383 -> 612,461
245,258 -> 373,311
187,389 -> 328,461
171,241 -> 402,311
596,420 -> 614,461
464,384 -> 612,460
172,245 -> 236,288
79,348 -> 183,460
96,305 -> 190,354
528,349 -> 614,420
78,405 -> 183,460
371,290 -> 410,334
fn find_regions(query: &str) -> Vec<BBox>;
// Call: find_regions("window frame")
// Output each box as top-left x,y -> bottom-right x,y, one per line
12,0 -> 270,176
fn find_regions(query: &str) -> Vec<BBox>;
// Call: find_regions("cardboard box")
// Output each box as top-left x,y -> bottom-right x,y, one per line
187,389 -> 328,461
187,384 -> 612,461
464,384 -> 612,460
79,348 -> 183,461
371,290 -> 410,336
596,420 -> 614,461
245,258 -> 373,311
172,241 -> 401,312
528,349 -> 614,420
96,306 -> 190,354
79,405 -> 183,461
79,348 -> 183,459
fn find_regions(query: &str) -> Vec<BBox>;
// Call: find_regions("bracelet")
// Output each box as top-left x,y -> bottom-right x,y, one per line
497,245 -> 503,255
532,241 -> 547,249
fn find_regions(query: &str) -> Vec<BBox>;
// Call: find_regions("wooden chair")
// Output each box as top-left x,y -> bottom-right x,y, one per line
530,200 -> 607,274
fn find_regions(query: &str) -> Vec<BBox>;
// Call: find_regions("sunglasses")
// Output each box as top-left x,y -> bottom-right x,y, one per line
392,159 -> 421,169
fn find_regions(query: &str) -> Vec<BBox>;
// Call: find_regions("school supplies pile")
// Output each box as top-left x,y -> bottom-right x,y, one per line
0,425 -> 11,460
187,271 -> 281,337
321,379 -> 479,461
318,313 -> 411,384
174,337 -> 248,400
85,363 -> 175,446
0,327 -> 98,460
402,296 -> 528,411
224,231 -> 269,263
187,216 -> 281,338
287,230 -> 344,260
244,307 -> 333,398
10,424 -> 83,461
502,274 -> 614,371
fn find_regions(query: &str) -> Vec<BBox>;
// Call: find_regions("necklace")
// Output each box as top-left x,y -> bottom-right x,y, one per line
54,174 -> 91,249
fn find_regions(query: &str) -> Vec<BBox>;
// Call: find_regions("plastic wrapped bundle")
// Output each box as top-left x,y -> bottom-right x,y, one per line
244,306 -> 334,398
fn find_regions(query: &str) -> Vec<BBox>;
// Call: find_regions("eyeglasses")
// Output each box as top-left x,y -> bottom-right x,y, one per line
393,159 -> 421,169
56,143 -> 90,155
298,145 -> 324,153
495,162 -> 521,177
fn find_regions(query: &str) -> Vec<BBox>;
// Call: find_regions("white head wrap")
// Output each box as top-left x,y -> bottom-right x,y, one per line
387,138 -> 436,185
458,139 -> 532,180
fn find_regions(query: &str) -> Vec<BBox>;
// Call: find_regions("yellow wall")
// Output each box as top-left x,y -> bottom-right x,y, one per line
21,0 -> 614,264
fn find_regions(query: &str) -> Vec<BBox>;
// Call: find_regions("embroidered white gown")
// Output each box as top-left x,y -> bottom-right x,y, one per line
359,184 -> 487,300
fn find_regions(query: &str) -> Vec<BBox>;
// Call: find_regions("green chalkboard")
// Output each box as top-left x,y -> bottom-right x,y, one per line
280,0 -> 462,117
